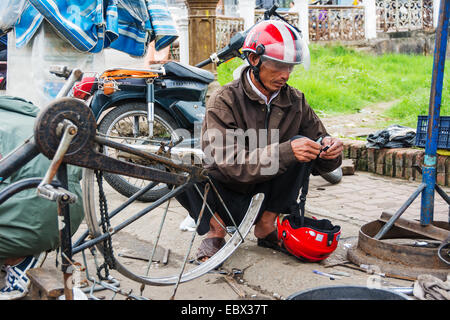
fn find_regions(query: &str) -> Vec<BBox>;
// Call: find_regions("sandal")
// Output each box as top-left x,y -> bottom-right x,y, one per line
196,237 -> 226,262
257,230 -> 291,256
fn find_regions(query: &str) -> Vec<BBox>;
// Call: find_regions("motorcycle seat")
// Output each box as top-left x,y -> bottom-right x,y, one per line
164,61 -> 215,84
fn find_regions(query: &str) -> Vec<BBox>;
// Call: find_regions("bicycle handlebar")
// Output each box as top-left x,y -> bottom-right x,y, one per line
195,57 -> 212,69
264,4 -> 279,20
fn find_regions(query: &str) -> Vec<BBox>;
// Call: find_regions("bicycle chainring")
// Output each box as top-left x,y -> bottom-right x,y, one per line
34,97 -> 96,160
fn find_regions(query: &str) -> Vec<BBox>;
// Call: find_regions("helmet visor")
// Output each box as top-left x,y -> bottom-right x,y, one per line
260,56 -> 298,74
262,36 -> 310,70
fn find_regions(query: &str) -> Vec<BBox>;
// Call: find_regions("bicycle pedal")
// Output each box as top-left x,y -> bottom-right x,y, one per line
37,184 -> 78,203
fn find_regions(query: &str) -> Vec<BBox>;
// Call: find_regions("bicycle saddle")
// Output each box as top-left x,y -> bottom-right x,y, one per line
163,61 -> 215,84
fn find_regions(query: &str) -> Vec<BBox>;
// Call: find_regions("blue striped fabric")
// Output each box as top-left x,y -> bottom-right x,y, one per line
13,0 -> 177,57
0,35 -> 7,51
14,2 -> 44,49
26,0 -> 118,53
109,0 -> 149,57
146,0 -> 178,50
0,36 -> 7,46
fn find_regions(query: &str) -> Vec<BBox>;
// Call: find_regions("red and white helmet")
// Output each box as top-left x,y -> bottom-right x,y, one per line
242,20 -> 309,68
277,215 -> 341,262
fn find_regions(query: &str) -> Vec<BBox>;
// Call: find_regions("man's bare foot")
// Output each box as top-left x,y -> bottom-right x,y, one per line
197,213 -> 226,262
254,211 -> 278,239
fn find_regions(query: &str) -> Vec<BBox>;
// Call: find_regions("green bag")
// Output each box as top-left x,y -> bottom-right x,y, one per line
0,96 -> 84,261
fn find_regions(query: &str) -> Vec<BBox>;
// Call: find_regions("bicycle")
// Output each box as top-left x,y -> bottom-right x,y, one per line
0,97 -> 264,300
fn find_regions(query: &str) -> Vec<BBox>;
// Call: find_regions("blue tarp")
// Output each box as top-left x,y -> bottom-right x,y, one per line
14,0 -> 178,57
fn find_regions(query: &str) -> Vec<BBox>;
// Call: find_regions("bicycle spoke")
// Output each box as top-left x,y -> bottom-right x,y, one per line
207,176 -> 245,242
81,168 -> 265,295
140,189 -> 173,295
193,184 -> 233,238
171,183 -> 210,300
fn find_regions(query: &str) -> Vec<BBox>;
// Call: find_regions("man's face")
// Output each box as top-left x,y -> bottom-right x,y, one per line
259,58 -> 294,92
249,54 -> 295,93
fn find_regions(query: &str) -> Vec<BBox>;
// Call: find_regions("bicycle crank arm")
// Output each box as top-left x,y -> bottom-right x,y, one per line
37,119 -> 79,201
33,97 -> 191,186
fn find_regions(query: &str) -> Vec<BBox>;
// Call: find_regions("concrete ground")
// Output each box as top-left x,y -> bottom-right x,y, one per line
6,169 -> 446,301
0,51 -> 448,302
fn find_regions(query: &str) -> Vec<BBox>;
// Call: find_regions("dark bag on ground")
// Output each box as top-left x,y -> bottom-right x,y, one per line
366,124 -> 416,149
0,96 -> 84,261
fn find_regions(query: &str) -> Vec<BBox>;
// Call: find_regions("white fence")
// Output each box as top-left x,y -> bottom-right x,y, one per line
308,5 -> 365,41
376,0 -> 434,32
171,0 -> 441,62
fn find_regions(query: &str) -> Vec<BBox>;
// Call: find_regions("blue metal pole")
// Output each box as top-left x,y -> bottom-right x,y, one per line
421,0 -> 450,225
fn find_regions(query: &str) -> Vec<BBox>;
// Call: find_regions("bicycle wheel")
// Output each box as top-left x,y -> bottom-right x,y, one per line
98,102 -> 179,202
81,168 -> 264,287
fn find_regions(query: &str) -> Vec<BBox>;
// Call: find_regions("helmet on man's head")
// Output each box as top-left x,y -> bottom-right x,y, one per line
277,215 -> 340,262
242,20 -> 309,67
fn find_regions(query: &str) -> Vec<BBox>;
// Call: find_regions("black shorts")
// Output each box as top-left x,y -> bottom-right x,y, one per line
175,162 -> 310,235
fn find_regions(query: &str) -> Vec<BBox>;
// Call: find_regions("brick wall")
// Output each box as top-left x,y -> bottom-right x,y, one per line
342,139 -> 450,187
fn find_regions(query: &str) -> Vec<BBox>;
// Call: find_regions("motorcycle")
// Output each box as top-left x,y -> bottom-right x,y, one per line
52,5 -> 340,202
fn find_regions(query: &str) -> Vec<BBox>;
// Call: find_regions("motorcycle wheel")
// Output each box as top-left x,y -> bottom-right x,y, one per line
98,101 -> 179,202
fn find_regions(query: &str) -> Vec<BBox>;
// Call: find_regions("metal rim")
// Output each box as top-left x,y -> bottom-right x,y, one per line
347,220 -> 450,280
81,168 -> 264,286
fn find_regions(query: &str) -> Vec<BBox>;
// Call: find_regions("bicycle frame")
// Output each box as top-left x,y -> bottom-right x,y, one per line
0,97 -> 264,300
0,101 -> 201,299
0,4 -> 293,299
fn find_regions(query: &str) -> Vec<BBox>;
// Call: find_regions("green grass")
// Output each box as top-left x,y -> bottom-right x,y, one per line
217,44 -> 450,128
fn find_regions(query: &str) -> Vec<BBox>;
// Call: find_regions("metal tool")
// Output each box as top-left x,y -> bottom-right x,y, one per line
313,270 -> 341,280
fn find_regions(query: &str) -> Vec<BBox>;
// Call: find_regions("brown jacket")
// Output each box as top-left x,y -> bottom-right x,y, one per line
201,67 -> 341,193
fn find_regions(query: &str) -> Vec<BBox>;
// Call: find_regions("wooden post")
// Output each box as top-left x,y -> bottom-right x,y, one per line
185,0 -> 220,72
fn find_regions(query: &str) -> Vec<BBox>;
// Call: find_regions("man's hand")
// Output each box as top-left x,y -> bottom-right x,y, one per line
319,136 -> 343,160
290,137 -> 321,162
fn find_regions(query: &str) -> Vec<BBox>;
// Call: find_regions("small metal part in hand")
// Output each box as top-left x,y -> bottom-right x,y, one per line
317,145 -> 330,158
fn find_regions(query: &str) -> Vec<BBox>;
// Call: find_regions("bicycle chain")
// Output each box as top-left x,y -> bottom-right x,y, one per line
95,170 -> 116,280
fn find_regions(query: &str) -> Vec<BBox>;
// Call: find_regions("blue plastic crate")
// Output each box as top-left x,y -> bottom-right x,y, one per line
415,115 -> 450,150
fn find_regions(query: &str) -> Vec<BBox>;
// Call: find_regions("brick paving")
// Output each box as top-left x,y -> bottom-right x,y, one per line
342,139 -> 450,187
307,170 -> 449,226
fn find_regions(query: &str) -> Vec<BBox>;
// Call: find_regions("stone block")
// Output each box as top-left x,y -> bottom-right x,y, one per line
349,140 -> 366,159
413,152 -> 425,181
376,149 -> 387,175
367,148 -> 377,173
394,149 -> 408,179
384,149 -> 396,177
342,140 -> 352,159
357,147 -> 368,171
341,158 -> 355,175
404,149 -> 424,180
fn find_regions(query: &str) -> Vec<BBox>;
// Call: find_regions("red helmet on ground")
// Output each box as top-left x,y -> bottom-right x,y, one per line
277,215 -> 341,262
242,20 -> 308,66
